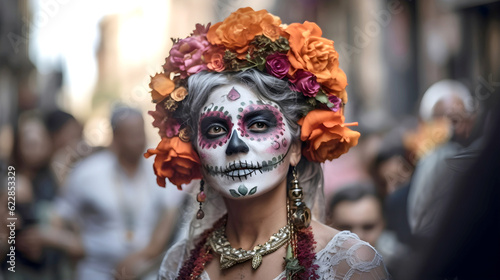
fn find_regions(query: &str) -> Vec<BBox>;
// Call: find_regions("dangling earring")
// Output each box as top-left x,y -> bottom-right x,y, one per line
285,166 -> 313,278
196,180 -> 206,219
288,166 -> 311,229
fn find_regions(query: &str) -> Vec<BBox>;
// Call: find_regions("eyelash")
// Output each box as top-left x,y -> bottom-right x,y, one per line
248,121 -> 270,132
205,124 -> 227,138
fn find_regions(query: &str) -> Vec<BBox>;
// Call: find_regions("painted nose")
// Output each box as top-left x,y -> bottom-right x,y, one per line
226,132 -> 249,156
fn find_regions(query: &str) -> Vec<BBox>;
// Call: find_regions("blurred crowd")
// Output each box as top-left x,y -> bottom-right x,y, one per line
323,79 -> 500,279
0,105 -> 187,280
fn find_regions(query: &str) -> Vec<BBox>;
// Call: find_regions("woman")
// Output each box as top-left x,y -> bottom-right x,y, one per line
145,7 -> 389,279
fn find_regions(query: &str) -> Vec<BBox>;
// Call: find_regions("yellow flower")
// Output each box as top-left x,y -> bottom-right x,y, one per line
149,73 -> 175,102
170,87 -> 188,102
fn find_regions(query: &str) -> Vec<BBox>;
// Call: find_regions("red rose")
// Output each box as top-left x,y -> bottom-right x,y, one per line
289,70 -> 320,97
265,53 -> 290,79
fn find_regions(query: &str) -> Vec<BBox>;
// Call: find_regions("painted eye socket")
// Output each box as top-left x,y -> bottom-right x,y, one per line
206,124 -> 227,138
248,121 -> 269,132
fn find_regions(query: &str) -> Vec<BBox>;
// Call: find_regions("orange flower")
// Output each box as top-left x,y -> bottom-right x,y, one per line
260,14 -> 282,41
170,86 -> 188,102
285,22 -> 347,92
149,73 -> 175,102
207,7 -> 281,59
298,109 -> 360,162
204,47 -> 226,72
322,70 -> 348,102
144,137 -> 202,189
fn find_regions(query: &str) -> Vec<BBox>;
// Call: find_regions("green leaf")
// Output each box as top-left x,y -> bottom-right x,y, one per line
315,91 -> 329,104
284,244 -> 304,280
229,189 -> 241,197
286,244 -> 293,259
249,186 -> 257,195
238,185 -> 248,196
306,97 -> 317,107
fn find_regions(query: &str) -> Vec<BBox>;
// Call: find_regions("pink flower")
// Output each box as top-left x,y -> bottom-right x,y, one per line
328,95 -> 342,112
191,23 -> 211,36
265,53 -> 290,79
148,103 -> 181,138
165,118 -> 181,138
163,24 -> 212,79
289,70 -> 320,97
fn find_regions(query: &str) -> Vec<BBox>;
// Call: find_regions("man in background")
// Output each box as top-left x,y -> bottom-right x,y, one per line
408,80 -> 480,236
46,106 -> 184,280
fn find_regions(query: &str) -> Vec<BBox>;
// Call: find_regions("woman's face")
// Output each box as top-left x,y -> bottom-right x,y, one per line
19,119 -> 51,169
195,84 -> 296,199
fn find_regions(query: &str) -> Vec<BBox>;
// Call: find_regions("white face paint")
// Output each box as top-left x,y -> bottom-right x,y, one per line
196,84 -> 293,199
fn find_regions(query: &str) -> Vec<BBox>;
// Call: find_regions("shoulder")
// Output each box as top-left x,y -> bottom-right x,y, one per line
147,170 -> 189,209
71,150 -> 114,177
314,225 -> 390,279
326,231 -> 380,262
418,142 -> 461,167
159,239 -> 189,279
311,220 -> 340,252
312,220 -> 378,259
62,150 -> 116,196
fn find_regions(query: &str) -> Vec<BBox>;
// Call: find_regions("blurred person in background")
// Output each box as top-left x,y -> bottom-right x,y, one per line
12,112 -> 55,204
370,120 -> 417,247
406,80 -> 482,237
371,120 -> 416,198
326,183 -> 399,267
392,91 -> 500,280
0,111 -> 69,280
327,184 -> 385,247
40,106 -> 185,280
44,109 -> 95,189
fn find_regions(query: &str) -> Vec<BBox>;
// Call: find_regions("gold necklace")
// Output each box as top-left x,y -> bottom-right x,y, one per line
207,224 -> 291,270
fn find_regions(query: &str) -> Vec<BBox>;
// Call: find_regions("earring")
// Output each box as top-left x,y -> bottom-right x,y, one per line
196,180 -> 206,219
288,167 -> 311,228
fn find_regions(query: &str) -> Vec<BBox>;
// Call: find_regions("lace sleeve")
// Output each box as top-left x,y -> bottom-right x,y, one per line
316,231 -> 390,280
158,239 -> 188,280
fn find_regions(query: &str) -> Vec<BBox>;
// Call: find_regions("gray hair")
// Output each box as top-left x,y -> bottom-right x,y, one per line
419,80 -> 474,122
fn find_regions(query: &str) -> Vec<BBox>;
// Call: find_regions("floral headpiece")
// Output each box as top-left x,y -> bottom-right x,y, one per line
145,7 -> 360,189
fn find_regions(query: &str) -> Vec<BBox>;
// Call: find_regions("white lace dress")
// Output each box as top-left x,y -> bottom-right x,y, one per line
159,231 -> 390,279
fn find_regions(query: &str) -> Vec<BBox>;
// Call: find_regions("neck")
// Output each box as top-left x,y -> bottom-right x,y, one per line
120,159 -> 139,177
222,180 -> 288,250
114,151 -> 139,177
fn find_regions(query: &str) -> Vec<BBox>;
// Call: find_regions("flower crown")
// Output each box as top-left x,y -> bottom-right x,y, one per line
145,7 -> 360,189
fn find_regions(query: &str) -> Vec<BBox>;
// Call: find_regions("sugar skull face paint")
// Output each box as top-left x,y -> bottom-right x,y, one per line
196,84 -> 293,199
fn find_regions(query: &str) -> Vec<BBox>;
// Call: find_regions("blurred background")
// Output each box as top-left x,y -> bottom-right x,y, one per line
0,0 -> 499,279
